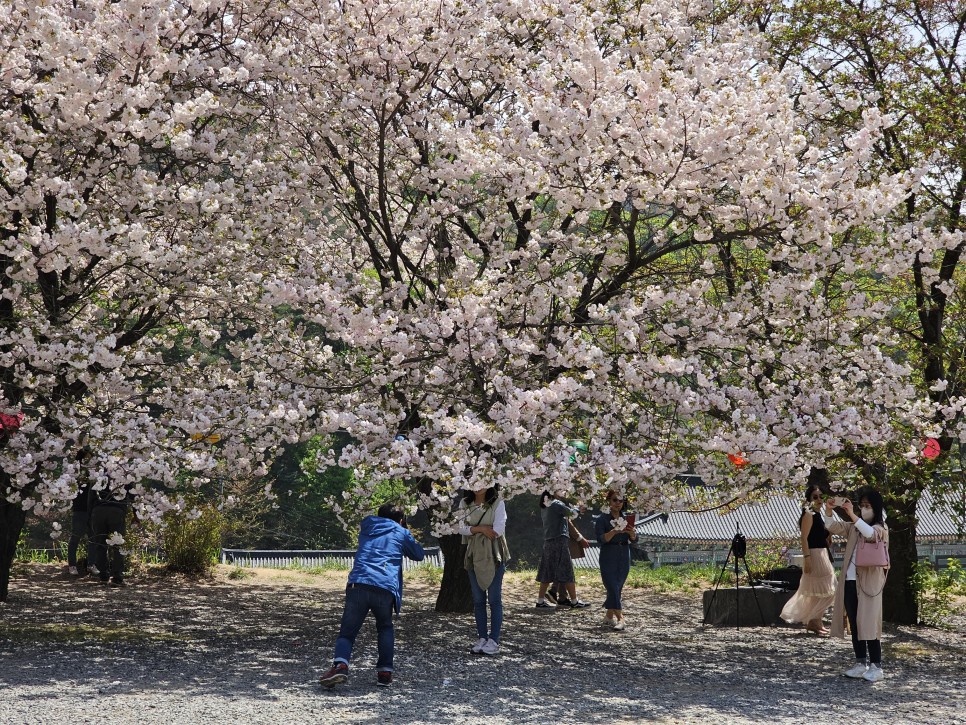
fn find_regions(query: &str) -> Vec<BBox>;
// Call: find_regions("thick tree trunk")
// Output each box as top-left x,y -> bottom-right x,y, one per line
434,533 -> 473,613
0,497 -> 27,603
883,494 -> 919,625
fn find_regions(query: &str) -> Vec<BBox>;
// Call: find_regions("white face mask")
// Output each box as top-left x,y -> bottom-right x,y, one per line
860,507 -> 875,523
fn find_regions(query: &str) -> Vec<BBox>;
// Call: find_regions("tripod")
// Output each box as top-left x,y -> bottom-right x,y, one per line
702,523 -> 766,630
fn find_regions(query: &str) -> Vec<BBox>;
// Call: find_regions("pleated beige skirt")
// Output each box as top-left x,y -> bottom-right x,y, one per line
780,547 -> 836,624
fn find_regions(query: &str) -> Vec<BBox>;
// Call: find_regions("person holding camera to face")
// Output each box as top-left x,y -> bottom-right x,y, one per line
823,488 -> 890,683
319,503 -> 425,689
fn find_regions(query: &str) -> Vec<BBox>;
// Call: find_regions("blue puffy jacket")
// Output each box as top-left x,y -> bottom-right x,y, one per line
348,515 -> 425,613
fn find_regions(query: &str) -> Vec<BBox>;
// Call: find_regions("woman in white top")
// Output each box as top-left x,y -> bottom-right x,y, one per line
823,488 -> 889,683
458,485 -> 509,655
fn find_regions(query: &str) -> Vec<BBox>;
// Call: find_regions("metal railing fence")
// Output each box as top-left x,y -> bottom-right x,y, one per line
220,546 -> 443,571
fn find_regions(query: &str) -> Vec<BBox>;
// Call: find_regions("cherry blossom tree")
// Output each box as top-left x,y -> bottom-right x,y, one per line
0,0 -> 317,601
2,0 -> 938,620
249,0 -> 920,608
727,0 -> 966,625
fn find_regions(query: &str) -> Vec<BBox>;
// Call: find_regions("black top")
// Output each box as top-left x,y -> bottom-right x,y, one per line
71,481 -> 91,512
805,510 -> 829,549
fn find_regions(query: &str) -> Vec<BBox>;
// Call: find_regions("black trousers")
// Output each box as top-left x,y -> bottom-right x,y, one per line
844,580 -> 881,665
90,503 -> 127,581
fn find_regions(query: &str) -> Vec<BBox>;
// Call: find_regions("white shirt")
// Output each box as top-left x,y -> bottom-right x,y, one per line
457,498 -> 507,537
824,513 -> 875,580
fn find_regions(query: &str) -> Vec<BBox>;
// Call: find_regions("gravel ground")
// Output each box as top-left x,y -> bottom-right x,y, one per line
0,563 -> 963,725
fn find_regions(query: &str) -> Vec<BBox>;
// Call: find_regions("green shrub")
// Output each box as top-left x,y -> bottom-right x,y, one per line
744,537 -> 797,579
914,558 -> 966,628
162,505 -> 225,574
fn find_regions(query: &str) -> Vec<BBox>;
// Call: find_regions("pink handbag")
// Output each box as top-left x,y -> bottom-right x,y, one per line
855,534 -> 890,568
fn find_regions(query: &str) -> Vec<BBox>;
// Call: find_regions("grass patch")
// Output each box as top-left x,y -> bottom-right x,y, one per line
626,562 -> 719,593
227,566 -> 255,581
889,641 -> 963,662
280,561 -> 351,575
0,623 -> 189,645
404,564 -> 443,586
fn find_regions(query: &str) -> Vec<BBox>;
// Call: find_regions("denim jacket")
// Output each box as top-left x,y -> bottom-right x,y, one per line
348,516 -> 425,613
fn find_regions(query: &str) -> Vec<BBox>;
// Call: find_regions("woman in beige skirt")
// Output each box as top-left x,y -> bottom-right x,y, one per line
781,484 -> 836,634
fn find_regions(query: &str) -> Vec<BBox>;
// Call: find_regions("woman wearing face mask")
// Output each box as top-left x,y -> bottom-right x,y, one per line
780,484 -> 836,634
823,487 -> 889,682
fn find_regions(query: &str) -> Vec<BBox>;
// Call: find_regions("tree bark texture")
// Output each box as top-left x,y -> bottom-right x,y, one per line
0,497 -> 27,602
434,533 -> 473,613
883,494 -> 919,625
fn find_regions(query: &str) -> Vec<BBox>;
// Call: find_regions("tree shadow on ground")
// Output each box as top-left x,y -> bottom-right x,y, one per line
1,564 -> 964,724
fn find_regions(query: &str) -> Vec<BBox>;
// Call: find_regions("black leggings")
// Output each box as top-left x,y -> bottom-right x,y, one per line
844,580 -> 881,665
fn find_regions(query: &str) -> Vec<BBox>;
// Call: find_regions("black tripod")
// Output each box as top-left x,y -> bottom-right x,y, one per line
702,523 -> 766,630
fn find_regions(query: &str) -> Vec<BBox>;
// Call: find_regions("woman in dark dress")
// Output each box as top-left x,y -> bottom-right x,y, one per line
595,490 -> 637,630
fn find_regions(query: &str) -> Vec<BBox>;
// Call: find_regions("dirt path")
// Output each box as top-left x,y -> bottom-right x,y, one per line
0,563 -> 963,724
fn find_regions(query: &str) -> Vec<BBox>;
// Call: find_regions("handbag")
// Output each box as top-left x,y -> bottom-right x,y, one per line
854,534 -> 890,568
568,529 -> 586,559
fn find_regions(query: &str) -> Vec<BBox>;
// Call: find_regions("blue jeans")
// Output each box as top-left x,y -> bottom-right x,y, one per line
334,584 -> 395,672
599,545 -> 630,610
467,563 -> 504,643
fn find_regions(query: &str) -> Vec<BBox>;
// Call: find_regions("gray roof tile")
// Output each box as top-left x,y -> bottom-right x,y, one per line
632,487 -> 965,544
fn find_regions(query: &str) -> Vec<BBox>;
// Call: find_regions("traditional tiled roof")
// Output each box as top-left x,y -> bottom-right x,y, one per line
633,486 -> 965,544
918,488 -> 966,539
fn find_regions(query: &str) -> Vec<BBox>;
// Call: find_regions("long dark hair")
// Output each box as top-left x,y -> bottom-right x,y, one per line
798,483 -> 822,526
539,490 -> 553,509
857,487 -> 886,526
462,484 -> 500,506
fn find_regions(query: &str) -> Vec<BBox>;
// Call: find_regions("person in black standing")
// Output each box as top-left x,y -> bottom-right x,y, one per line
89,484 -> 132,586
66,449 -> 92,577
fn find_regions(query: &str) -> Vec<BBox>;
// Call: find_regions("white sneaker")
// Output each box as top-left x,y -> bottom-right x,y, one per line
613,619 -> 626,631
863,665 -> 884,683
480,638 -> 500,655
68,566 -> 79,576
845,662 -> 868,678
604,614 -> 617,626
470,637 -> 487,654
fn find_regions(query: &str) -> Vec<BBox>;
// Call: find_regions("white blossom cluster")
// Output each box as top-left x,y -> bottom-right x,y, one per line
0,0 -> 948,536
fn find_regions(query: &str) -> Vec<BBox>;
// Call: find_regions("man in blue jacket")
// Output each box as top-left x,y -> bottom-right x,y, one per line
319,503 -> 425,689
